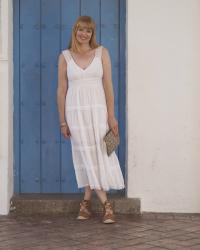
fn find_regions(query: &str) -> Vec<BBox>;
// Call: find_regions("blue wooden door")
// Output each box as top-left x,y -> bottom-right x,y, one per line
13,0 -> 126,193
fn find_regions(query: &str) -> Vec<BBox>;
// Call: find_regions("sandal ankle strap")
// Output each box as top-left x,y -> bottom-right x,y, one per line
104,200 -> 112,205
80,199 -> 91,207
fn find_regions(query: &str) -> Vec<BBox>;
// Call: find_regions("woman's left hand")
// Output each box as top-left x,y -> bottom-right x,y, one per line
108,116 -> 119,136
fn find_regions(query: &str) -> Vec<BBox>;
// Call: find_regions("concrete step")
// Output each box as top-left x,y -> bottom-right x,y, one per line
10,193 -> 140,215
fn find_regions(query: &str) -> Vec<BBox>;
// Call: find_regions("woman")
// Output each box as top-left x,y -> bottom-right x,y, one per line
57,16 -> 125,224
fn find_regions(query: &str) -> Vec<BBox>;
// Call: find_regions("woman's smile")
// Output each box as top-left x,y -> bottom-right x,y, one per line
76,26 -> 93,44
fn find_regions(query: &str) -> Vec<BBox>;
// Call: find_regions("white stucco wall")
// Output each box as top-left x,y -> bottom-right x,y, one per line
127,0 -> 200,212
0,0 -> 13,215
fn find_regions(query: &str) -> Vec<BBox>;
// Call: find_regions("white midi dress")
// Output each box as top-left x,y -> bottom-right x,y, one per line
62,45 -> 125,191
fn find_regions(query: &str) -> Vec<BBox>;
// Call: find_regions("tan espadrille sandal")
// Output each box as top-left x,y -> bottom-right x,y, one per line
102,200 -> 116,224
77,199 -> 92,220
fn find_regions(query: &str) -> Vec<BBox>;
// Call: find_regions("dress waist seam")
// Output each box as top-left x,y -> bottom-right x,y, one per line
69,78 -> 102,83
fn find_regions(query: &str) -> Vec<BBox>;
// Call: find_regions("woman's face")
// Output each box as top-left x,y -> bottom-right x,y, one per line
76,23 -> 93,45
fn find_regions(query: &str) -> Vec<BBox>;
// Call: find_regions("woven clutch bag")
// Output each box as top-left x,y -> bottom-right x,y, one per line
103,128 -> 120,156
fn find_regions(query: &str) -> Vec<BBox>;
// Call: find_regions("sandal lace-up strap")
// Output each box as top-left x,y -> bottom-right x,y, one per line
77,199 -> 92,220
102,200 -> 116,224
80,199 -> 90,209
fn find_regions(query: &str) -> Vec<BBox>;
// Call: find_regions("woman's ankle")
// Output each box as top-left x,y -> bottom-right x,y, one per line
83,196 -> 91,201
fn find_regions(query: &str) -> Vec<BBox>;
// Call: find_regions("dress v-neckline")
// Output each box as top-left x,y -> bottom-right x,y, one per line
69,48 -> 97,72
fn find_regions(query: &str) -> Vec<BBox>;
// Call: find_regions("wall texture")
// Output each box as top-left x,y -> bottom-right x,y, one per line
127,0 -> 200,212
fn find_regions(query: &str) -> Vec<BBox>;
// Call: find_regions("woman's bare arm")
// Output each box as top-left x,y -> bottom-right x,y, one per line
102,47 -> 119,136
102,47 -> 115,118
57,53 -> 68,125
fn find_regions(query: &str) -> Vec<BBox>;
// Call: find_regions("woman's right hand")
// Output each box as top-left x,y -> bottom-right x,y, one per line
61,124 -> 71,139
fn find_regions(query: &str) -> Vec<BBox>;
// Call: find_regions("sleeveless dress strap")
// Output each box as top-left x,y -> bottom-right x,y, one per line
62,50 -> 72,63
95,46 -> 103,58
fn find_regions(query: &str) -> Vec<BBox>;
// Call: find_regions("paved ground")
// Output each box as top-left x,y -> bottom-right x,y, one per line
1,212 -> 200,250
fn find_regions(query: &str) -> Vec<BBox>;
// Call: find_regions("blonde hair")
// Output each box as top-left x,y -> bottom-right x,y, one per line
68,16 -> 99,52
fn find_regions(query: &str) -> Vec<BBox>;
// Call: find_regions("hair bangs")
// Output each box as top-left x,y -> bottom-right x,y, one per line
76,21 -> 94,32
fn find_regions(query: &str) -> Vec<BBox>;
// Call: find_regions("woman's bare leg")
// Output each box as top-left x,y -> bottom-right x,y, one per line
84,185 -> 93,200
94,189 -> 108,205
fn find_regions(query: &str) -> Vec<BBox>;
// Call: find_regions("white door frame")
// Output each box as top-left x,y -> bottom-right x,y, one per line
0,0 -> 14,215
